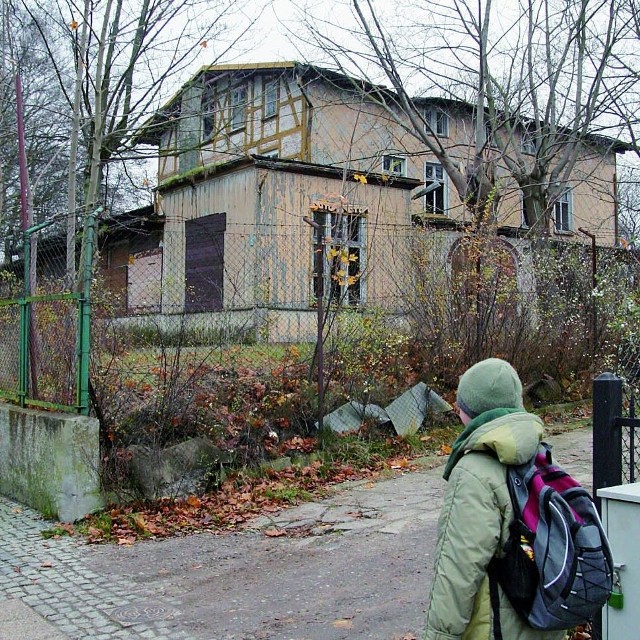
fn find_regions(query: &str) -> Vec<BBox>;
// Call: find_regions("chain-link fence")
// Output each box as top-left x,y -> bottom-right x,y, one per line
614,338 -> 640,483
3,212 -> 639,435
0,214 -> 97,414
86,216 -> 640,439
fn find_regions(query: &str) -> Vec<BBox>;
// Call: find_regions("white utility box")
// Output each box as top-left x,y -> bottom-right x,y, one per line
597,483 -> 640,639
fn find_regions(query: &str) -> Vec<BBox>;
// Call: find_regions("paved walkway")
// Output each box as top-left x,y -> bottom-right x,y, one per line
0,425 -> 594,640
0,495 -> 189,640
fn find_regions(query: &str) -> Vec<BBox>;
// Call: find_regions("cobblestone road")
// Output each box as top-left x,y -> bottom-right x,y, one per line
0,497 -> 192,640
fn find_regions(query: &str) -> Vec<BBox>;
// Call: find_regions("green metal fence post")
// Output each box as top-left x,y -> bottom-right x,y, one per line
76,208 -> 101,415
18,233 -> 31,407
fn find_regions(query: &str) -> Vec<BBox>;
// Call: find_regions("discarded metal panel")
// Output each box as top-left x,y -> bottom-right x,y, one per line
321,383 -> 451,435
319,401 -> 390,433
384,382 -> 452,436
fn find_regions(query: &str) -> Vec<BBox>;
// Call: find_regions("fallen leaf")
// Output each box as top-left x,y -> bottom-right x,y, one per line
87,526 -> 104,540
117,536 -> 135,546
131,513 -> 149,533
40,561 -> 54,568
263,527 -> 287,537
262,505 -> 281,512
186,495 -> 201,509
333,619 -> 354,629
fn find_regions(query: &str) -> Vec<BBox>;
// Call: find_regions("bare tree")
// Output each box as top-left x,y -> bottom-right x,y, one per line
0,3 -> 71,260
295,0 -> 635,231
22,0 -> 262,280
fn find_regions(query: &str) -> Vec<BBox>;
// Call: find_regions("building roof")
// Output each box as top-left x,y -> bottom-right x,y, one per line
136,60 -> 630,154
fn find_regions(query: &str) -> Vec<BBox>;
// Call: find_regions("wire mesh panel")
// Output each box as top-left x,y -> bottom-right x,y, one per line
29,297 -> 79,408
614,334 -> 640,483
0,302 -> 20,400
0,213 -> 97,413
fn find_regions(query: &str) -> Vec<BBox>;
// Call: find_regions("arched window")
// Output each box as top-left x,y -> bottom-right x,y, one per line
449,234 -> 519,334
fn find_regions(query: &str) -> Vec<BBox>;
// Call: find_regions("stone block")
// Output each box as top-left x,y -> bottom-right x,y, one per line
0,405 -> 103,521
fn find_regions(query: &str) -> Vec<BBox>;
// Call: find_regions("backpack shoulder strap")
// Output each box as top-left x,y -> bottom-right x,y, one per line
505,450 -> 539,521
539,441 -> 553,464
488,566 -> 504,640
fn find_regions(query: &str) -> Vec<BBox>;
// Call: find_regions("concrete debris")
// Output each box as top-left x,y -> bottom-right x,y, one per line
385,382 -> 452,436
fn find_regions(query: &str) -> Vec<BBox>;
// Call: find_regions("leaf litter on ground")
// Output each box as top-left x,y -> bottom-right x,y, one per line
42,405 -> 590,545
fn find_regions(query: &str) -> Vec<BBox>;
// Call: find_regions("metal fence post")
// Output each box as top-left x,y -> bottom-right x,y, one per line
76,208 -> 100,415
303,215 -> 325,432
592,372 -> 623,640
17,233 -> 31,408
593,372 -> 623,511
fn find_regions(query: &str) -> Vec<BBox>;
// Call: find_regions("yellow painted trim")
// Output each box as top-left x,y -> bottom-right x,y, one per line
199,61 -> 297,73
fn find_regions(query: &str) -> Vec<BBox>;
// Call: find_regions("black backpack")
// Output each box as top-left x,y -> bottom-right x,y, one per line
489,442 -> 613,631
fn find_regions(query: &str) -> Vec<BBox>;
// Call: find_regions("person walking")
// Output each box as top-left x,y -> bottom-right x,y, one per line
424,358 -> 566,640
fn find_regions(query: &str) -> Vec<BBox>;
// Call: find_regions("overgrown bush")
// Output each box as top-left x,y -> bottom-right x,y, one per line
402,226 -> 640,392
324,306 -> 415,408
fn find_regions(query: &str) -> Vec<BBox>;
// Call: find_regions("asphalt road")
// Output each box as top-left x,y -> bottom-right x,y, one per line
82,425 -> 592,640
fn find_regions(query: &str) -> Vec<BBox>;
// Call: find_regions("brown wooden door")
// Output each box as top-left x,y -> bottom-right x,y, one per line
185,213 -> 226,312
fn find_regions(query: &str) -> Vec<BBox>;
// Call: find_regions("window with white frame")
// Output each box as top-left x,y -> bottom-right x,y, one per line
424,163 -> 447,215
382,154 -> 406,176
230,87 -> 246,130
424,107 -> 449,137
264,79 -> 278,118
554,189 -> 572,232
312,210 -> 366,305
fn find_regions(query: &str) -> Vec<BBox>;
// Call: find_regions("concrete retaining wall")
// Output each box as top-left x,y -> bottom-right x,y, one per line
0,405 -> 103,522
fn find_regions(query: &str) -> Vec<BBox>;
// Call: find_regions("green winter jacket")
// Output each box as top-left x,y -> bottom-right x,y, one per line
424,410 -> 567,640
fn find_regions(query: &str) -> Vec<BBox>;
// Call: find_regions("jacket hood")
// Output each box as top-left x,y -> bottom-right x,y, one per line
444,410 -> 544,480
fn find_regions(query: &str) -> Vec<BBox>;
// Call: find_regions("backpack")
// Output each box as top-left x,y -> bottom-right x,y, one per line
489,442 -> 613,632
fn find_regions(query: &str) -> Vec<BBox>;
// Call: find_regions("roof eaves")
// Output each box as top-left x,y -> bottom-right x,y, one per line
157,155 -> 423,192
252,154 -> 422,189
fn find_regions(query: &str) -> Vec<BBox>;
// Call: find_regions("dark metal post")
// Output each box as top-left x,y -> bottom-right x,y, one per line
592,372 -> 623,511
303,216 -> 325,432
592,372 -> 622,640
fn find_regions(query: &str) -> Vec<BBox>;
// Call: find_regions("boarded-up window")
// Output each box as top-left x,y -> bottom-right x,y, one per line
185,213 -> 226,312
128,248 -> 162,314
100,241 -> 130,314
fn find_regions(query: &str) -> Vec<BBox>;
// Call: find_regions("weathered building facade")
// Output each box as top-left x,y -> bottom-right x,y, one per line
109,61 -> 626,340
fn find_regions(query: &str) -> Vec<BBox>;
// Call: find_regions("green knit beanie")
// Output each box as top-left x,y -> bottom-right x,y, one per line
456,358 -> 524,419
